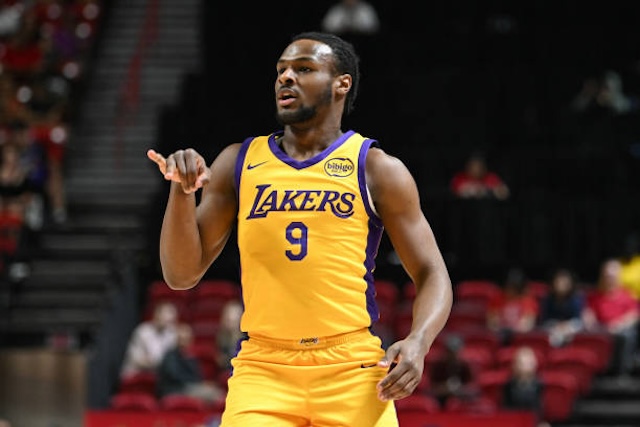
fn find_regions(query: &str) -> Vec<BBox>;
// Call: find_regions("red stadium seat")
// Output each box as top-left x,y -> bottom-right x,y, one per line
160,394 -> 208,412
192,280 -> 241,301
188,298 -> 229,323
110,391 -> 159,412
147,280 -> 190,303
403,281 -> 417,301
394,394 -> 441,414
567,332 -> 614,374
454,280 -> 501,309
191,342 -> 219,381
459,329 -> 501,356
374,279 -> 399,306
376,300 -> 397,325
444,309 -> 487,333
541,370 -> 580,422
460,343 -> 495,372
216,369 -> 233,390
527,280 -> 550,300
393,311 -> 413,339
118,372 -> 157,395
476,368 -> 510,406
445,395 -> 498,414
189,319 -> 221,347
545,346 -> 599,395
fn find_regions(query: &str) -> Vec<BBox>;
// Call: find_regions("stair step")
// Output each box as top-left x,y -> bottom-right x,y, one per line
36,233 -> 146,258
571,399 -> 640,423
57,213 -> 145,232
19,274 -> 112,292
28,259 -> 112,280
12,290 -> 109,308
587,376 -> 640,399
66,193 -> 152,213
8,308 -> 104,331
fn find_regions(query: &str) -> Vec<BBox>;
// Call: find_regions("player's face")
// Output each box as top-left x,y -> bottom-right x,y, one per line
274,39 -> 337,125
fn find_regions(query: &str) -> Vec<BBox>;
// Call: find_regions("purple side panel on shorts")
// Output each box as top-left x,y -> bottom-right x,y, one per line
358,138 -> 385,324
234,136 -> 256,193
268,129 -> 356,170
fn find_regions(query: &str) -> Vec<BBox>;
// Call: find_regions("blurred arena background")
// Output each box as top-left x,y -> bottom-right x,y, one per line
0,0 -> 639,426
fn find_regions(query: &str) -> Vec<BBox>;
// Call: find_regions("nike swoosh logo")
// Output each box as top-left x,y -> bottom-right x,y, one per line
247,161 -> 268,170
360,363 -> 378,369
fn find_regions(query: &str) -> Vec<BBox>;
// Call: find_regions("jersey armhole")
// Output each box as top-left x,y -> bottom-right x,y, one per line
358,138 -> 383,228
234,137 -> 256,194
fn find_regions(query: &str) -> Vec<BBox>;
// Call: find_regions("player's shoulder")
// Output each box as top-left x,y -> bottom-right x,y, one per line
365,145 -> 409,177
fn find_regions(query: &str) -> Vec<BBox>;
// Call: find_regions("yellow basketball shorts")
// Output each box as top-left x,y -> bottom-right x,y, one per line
220,328 -> 398,427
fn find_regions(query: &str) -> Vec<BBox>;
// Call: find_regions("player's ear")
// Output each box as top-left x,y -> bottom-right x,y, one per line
335,74 -> 352,95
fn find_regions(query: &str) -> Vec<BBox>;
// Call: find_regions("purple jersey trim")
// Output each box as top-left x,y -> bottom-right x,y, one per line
234,136 -> 256,193
364,218 -> 384,324
357,138 -> 383,228
268,130 -> 356,170
358,138 -> 384,325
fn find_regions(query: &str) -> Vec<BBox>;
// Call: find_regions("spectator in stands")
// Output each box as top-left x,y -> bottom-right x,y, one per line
539,268 -> 587,347
502,346 -> 550,427
157,323 -> 223,405
571,69 -> 640,117
487,267 -> 539,345
9,120 -> 47,229
450,151 -> 510,200
22,76 -> 69,224
120,301 -> 179,379
320,0 -> 380,37
619,233 -> 640,300
0,75 -> 33,127
320,0 -> 381,72
0,12 -> 46,77
0,2 -> 23,38
585,258 -> 639,377
427,333 -> 477,408
0,141 -> 33,219
215,299 -> 243,372
0,139 -> 33,272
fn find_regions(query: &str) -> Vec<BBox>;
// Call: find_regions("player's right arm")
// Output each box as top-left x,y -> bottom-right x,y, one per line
147,144 -> 241,289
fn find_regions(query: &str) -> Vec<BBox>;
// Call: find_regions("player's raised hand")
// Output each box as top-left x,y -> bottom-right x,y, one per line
147,148 -> 211,194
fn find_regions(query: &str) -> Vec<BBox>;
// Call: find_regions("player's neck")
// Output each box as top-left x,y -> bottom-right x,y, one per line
279,127 -> 343,160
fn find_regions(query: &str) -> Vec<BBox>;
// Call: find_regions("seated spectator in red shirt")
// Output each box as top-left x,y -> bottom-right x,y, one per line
585,258 -> 639,376
487,268 -> 539,345
0,21 -> 45,76
450,152 -> 510,200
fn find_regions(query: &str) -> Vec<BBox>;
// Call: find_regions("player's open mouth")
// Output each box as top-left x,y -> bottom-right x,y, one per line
278,89 -> 297,106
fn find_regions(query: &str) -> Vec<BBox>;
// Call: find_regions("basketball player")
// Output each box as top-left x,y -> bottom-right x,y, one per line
148,31 -> 453,426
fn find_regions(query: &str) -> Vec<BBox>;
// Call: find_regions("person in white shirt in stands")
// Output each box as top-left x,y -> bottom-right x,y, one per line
321,0 -> 380,36
120,301 -> 179,379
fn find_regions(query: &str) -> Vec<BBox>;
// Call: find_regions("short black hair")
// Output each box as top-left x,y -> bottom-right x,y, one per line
290,31 -> 360,115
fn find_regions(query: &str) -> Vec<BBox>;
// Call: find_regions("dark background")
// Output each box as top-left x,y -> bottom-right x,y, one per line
150,0 -> 640,288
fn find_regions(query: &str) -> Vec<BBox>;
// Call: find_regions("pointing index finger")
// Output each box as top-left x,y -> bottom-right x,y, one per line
147,149 -> 164,164
147,149 -> 171,178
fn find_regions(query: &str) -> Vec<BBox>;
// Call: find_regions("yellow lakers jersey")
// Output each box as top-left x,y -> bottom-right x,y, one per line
234,130 -> 384,339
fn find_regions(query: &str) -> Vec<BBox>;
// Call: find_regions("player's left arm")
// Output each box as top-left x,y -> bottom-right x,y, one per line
366,147 -> 453,402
